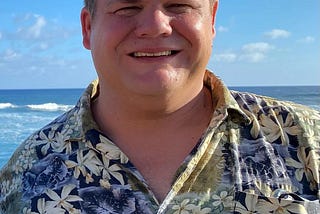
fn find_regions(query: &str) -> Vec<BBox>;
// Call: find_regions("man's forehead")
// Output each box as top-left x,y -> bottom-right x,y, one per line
101,0 -> 213,10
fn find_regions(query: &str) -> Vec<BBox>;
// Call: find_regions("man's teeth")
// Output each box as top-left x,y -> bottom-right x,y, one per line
133,51 -> 172,57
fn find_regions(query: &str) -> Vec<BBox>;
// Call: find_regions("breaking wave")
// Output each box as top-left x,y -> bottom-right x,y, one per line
0,102 -> 73,112
26,103 -> 73,112
0,103 -> 17,109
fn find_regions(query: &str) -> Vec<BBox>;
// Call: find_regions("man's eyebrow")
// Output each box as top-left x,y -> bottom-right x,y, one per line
120,0 -> 141,2
106,0 -> 142,6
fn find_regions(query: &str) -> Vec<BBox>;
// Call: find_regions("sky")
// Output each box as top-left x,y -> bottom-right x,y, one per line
0,0 -> 319,89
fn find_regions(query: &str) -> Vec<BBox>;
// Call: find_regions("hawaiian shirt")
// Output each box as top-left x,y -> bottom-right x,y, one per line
0,70 -> 319,214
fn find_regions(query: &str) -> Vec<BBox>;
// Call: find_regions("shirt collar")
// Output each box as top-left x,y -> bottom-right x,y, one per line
204,69 -> 251,125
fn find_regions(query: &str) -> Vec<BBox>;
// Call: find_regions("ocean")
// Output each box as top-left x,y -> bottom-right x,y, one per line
0,86 -> 319,168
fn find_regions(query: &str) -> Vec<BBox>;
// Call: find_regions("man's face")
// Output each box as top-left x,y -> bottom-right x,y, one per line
81,0 -> 217,96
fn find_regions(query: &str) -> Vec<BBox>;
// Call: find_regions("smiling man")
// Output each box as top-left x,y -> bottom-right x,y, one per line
0,0 -> 319,213
82,0 -> 217,202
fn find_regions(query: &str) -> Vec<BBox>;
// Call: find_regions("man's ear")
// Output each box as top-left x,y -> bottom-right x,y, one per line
211,0 -> 219,37
81,7 -> 92,50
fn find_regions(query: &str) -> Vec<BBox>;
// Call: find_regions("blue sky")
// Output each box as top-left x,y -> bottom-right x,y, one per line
0,0 -> 319,89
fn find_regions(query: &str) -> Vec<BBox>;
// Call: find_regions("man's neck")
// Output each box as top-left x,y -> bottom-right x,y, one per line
91,82 -> 212,142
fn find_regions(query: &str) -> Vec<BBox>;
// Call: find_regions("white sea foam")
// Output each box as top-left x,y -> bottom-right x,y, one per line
0,103 -> 16,109
309,104 -> 320,111
26,103 -> 73,112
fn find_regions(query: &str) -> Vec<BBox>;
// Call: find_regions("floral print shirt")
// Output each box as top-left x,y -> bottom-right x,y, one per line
0,71 -> 319,214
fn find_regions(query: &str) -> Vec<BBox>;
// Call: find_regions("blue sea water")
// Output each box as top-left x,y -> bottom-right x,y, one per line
0,86 -> 319,168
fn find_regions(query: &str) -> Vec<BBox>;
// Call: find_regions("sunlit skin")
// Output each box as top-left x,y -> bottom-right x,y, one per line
82,0 -> 217,109
81,0 -> 218,201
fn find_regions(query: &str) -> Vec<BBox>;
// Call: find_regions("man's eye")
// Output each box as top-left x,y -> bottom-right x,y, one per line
114,6 -> 141,16
167,4 -> 192,13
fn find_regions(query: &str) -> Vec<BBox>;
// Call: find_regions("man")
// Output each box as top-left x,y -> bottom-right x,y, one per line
0,0 -> 319,213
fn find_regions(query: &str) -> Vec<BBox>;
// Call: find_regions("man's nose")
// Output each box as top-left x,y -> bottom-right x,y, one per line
134,9 -> 172,38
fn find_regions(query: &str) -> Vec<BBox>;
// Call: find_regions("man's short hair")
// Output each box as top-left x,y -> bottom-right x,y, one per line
84,0 -> 96,17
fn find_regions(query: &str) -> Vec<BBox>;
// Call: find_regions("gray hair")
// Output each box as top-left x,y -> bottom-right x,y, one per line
84,0 -> 96,17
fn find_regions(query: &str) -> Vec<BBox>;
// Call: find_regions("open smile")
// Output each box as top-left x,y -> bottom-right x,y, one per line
129,50 -> 180,58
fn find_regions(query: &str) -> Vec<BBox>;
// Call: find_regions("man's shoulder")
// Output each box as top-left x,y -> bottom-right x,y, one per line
229,89 -> 320,147
223,90 -> 320,204
0,106 -> 84,212
230,90 -> 320,118
3,106 -> 81,165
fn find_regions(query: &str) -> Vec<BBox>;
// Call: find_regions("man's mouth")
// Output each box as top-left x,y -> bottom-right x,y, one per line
130,50 -> 179,58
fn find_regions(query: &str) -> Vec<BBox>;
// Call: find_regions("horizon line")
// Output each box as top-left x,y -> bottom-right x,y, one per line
0,84 -> 319,90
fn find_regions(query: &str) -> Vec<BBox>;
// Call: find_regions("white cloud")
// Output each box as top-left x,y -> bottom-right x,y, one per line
15,14 -> 46,40
0,12 -> 94,88
0,49 -> 83,75
242,42 -> 274,53
28,15 -> 46,39
217,26 -> 229,32
39,42 -> 49,50
9,13 -> 76,42
213,53 -> 237,62
298,36 -> 315,43
265,29 -> 291,39
213,42 -> 275,63
240,52 -> 266,63
1,49 -> 20,61
0,12 -> 82,59
238,42 -> 275,63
